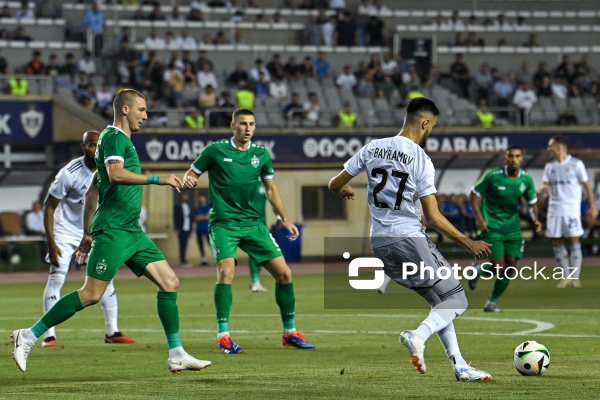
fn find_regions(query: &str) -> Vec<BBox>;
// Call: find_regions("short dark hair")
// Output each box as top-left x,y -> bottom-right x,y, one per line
232,108 -> 255,119
406,97 -> 440,120
506,145 -> 523,153
551,135 -> 569,148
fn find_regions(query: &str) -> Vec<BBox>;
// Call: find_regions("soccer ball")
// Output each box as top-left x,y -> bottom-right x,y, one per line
9,254 -> 21,265
513,341 -> 550,376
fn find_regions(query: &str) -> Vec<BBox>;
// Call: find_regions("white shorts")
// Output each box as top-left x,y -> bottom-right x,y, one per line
546,214 -> 584,238
45,238 -> 79,274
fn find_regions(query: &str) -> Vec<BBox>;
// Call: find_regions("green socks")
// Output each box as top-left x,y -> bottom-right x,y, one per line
249,260 -> 261,285
489,276 -> 511,303
215,283 -> 233,333
31,291 -> 84,339
157,291 -> 182,349
275,282 -> 296,331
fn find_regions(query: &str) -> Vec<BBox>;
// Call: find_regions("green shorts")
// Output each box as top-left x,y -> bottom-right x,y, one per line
87,228 -> 165,281
210,224 -> 282,265
482,232 -> 525,261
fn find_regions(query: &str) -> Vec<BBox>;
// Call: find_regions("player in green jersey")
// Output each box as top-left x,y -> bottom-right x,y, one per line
11,89 -> 211,374
182,108 -> 315,353
469,145 -> 542,312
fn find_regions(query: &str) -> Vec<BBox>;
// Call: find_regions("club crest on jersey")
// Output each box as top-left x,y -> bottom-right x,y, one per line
251,155 -> 260,168
96,260 -> 107,275
519,182 -> 526,193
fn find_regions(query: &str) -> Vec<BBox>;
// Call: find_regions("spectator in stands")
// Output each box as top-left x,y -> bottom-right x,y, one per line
182,63 -> 197,87
451,32 -> 466,47
255,71 -> 269,100
8,70 -> 28,96
12,26 -> 32,42
210,90 -> 234,127
15,0 -> 34,19
231,29 -> 246,45
466,15 -> 479,30
25,51 -> 46,75
227,61 -> 249,87
450,53 -> 471,99
430,14 -> 449,29
164,62 -> 185,107
334,101 -> 357,127
336,64 -> 357,90
46,54 -> 60,77
249,58 -> 270,83
303,92 -> 323,126
114,26 -> 134,52
515,16 -> 531,29
132,8 -> 146,20
164,30 -> 176,46
465,32 -> 484,47
266,54 -> 285,81
523,34 -> 540,48
515,61 -> 533,85
187,7 -> 204,21
313,52 -> 330,80
169,5 -> 185,21
513,82 -> 538,125
356,70 -> 376,98
303,14 -> 322,45
536,76 -> 553,98
493,72 -> 514,117
165,50 -> 184,73
334,11 -> 357,46
283,92 -> 304,124
448,10 -> 466,30
141,50 -> 165,98
148,3 -> 166,20
83,2 -> 105,57
269,76 -> 288,102
283,56 -> 300,78
321,15 -> 336,47
197,63 -> 218,90
96,82 -> 114,119
115,39 -> 139,87
551,76 -> 568,100
0,4 -> 11,18
493,13 -> 513,30
230,10 -> 244,23
380,53 -> 397,77
25,202 -> 45,236
365,15 -> 386,47
144,29 -> 166,48
474,63 -> 493,103
557,106 -> 578,126
575,54 -> 597,81
422,64 -> 440,91
77,51 -> 96,77
175,28 -> 197,48
533,61 -> 551,92
376,75 -> 397,102
371,0 -> 391,14
59,53 -> 77,82
184,109 -> 205,129
474,99 -> 495,128
299,56 -> 316,78
0,29 -> 10,40
236,82 -> 255,108
213,31 -> 229,45
182,50 -> 197,79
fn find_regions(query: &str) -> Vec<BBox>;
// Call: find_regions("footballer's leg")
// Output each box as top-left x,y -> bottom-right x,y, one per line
248,257 -> 267,292
101,280 -> 136,344
377,274 -> 393,294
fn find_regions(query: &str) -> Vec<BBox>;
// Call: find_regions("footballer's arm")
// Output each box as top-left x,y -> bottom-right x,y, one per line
583,180 -> 599,220
107,160 -> 182,189
44,194 -> 62,266
328,170 -> 355,200
469,190 -> 488,232
421,194 -> 491,259
182,168 -> 201,189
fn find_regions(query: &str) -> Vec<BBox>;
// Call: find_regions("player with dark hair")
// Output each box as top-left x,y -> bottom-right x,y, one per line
469,145 -> 541,311
543,136 -> 597,288
182,108 -> 314,354
328,97 -> 492,381
12,89 -> 211,374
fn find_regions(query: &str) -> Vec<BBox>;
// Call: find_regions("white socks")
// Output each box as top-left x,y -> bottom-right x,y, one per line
437,323 -> 468,367
569,242 -> 583,279
553,245 -> 570,276
100,280 -> 119,336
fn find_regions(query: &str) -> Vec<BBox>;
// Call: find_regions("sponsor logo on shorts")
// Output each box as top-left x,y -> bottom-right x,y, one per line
96,259 -> 107,275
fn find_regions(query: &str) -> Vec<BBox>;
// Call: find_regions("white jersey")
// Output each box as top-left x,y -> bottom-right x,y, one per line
344,136 -> 437,248
47,156 -> 94,242
542,155 -> 589,216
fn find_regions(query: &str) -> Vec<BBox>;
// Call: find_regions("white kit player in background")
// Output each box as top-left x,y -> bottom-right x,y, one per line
542,136 -> 598,288
328,97 -> 493,382
42,130 -> 136,347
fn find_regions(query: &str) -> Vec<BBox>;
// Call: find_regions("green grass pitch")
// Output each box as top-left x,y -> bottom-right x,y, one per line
1,271 -> 599,399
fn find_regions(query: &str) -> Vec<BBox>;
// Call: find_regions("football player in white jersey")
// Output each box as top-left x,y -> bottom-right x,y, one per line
542,136 -> 598,288
328,97 -> 493,382
42,130 -> 136,347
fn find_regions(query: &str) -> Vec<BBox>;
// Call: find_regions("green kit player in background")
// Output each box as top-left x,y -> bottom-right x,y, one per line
182,108 -> 315,354
469,145 -> 542,312
11,89 -> 211,374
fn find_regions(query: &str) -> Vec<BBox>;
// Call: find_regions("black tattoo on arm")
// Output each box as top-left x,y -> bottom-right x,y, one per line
107,160 -> 122,164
